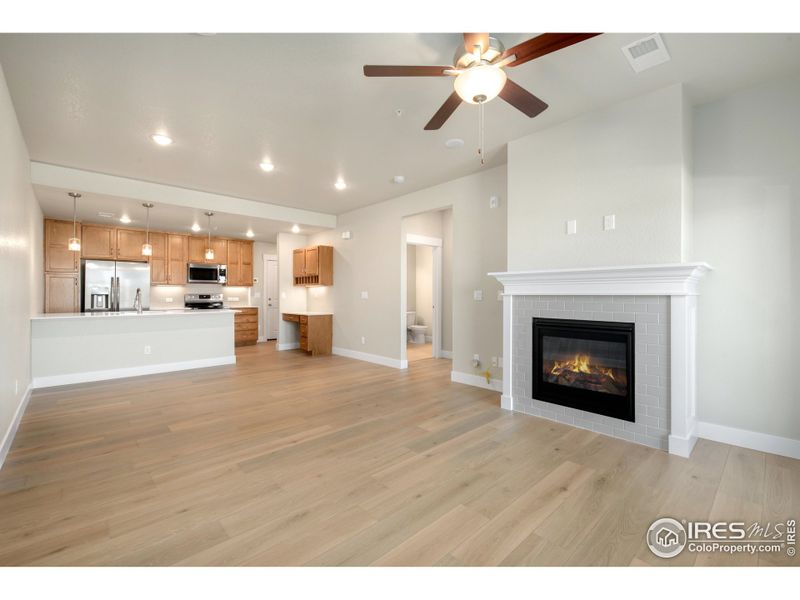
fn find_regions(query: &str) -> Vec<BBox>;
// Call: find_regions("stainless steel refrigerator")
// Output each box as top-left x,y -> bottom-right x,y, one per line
82,259 -> 151,312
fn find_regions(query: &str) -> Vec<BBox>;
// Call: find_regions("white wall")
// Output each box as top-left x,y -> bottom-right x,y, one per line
414,245 -> 433,331
0,64 -> 43,465
306,166 -> 506,376
276,232 -> 307,347
507,84 -> 690,270
406,245 -> 416,313
693,73 -> 800,441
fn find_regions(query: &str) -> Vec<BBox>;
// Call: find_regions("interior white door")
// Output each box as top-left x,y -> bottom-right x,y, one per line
266,257 -> 279,340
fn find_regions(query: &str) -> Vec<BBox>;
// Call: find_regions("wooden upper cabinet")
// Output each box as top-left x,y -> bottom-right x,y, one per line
45,219 -> 80,272
188,236 -> 207,264
167,234 -> 188,285
293,245 -> 333,286
45,272 -> 79,313
148,232 -> 168,285
115,228 -> 147,261
81,225 -> 116,259
226,240 -> 253,286
212,239 -> 228,265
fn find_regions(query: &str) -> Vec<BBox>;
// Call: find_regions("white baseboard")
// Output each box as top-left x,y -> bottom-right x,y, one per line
697,421 -> 800,460
277,342 -> 300,351
450,370 -> 503,392
31,356 -> 236,389
668,432 -> 698,459
0,383 -> 33,471
332,347 -> 407,369
440,350 -> 453,359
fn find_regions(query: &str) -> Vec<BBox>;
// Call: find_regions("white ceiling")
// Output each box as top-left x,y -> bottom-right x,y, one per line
1,33 -> 799,217
34,184 -> 326,243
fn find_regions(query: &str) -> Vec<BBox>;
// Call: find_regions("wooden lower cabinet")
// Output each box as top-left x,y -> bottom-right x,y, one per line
234,307 -> 259,347
45,272 -> 80,313
282,313 -> 332,356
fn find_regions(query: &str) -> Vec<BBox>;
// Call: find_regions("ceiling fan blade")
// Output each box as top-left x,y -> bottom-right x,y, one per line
504,33 -> 601,67
363,65 -> 451,77
463,33 -> 490,55
424,92 -> 462,130
499,79 -> 548,118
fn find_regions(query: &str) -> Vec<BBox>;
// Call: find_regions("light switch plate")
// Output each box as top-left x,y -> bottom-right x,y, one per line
566,220 -> 577,235
473,289 -> 483,301
341,230 -> 352,240
165,297 -> 173,303
361,291 -> 368,300
489,195 -> 500,209
604,214 -> 616,231
228,297 -> 239,302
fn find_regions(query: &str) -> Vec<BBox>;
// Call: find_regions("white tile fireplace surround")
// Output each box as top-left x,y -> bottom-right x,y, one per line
490,263 -> 711,458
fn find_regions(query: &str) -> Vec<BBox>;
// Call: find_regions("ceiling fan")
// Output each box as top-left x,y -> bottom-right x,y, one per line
363,33 -> 601,131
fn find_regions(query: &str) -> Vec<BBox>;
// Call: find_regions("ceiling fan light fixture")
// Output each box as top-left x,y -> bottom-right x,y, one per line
454,65 -> 507,104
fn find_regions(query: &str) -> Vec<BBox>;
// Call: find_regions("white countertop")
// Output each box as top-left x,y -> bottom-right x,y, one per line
282,311 -> 333,316
32,309 -> 239,321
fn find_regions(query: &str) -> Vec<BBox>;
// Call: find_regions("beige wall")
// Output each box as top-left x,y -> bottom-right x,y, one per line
507,84 -> 690,270
414,244 -> 433,331
306,166 -> 506,375
0,64 -> 43,463
694,73 -> 800,441
406,245 -> 416,312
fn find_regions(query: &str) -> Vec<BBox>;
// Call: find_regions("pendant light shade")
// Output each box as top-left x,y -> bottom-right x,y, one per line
142,203 -> 154,256
68,192 -> 81,252
204,212 -> 215,261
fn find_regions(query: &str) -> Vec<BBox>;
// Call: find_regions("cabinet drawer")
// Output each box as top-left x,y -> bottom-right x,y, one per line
283,313 -> 299,322
299,315 -> 308,324
236,323 -> 258,333
235,315 -> 259,325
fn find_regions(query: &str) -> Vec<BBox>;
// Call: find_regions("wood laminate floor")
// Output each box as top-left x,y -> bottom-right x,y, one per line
406,342 -> 433,362
0,343 -> 797,566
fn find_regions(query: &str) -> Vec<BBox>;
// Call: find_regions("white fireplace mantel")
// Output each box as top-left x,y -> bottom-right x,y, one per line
490,262 -> 712,458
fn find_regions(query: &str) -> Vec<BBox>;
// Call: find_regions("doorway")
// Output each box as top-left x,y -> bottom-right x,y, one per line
263,254 -> 279,341
405,234 -> 442,362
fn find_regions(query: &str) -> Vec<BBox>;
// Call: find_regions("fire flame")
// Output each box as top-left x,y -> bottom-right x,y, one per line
550,354 -> 616,380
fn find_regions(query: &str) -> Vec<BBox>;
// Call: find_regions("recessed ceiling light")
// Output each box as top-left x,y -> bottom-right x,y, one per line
191,223 -> 201,232
445,138 -> 465,149
246,230 -> 255,238
119,215 -> 132,224
334,178 -> 347,191
291,224 -> 300,234
392,175 -> 405,184
259,161 -> 275,172
150,133 -> 173,146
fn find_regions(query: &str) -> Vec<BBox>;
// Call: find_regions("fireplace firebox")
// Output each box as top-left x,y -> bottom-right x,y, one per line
532,318 -> 635,422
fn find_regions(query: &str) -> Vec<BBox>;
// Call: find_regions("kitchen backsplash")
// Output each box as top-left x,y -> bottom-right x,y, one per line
149,284 -> 253,309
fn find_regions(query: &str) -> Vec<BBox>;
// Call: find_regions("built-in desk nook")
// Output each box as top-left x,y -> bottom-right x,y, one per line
282,312 -> 333,355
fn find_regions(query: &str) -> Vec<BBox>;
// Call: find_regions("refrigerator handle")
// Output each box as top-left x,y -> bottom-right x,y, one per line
115,276 -> 120,311
110,277 -> 115,311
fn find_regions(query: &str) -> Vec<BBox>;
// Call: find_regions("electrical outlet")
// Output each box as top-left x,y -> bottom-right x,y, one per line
144,345 -> 152,355
165,297 -> 173,303
228,296 -> 240,302
361,336 -> 366,345
566,220 -> 577,235
604,214 -> 616,231
14,380 -> 19,396
491,356 -> 498,367
361,291 -> 369,300
472,354 -> 480,368
473,289 -> 483,301
489,195 -> 500,208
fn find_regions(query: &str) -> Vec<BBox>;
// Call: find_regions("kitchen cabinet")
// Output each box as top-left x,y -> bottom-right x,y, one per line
81,225 -> 116,259
227,240 -> 253,286
188,236 -> 227,265
148,232 -> 168,285
45,218 -> 80,272
167,234 -> 188,285
45,272 -> 80,313
234,307 -> 259,347
282,312 -> 332,355
116,228 -> 148,261
188,236 -> 208,264
293,245 -> 333,286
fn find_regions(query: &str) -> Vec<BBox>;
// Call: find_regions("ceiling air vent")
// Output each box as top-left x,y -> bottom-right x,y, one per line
622,34 -> 670,73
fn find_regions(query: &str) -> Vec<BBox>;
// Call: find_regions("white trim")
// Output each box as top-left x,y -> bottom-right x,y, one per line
277,342 -> 300,351
0,384 -> 33,471
440,350 -> 453,359
333,347 -> 407,369
31,356 -> 236,389
490,262 -> 712,296
406,233 -> 442,247
450,371 -> 503,392
501,293 -> 513,411
257,336 -> 268,343
697,421 -> 800,460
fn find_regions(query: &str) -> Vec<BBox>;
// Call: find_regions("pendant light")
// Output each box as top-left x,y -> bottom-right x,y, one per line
141,203 -> 154,256
204,211 -> 215,261
68,192 -> 81,251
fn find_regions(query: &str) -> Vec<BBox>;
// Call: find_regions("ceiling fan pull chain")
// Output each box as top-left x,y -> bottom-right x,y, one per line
478,99 -> 485,166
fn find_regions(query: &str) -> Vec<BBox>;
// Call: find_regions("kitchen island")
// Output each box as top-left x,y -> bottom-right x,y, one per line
31,309 -> 237,388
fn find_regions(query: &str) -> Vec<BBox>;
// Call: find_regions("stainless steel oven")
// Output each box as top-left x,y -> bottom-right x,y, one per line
187,263 -> 227,284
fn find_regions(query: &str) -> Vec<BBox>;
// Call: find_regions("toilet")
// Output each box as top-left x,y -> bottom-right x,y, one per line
406,311 -> 428,344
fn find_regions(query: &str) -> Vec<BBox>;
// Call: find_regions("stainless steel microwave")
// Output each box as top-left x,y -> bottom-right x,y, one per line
187,263 -> 227,284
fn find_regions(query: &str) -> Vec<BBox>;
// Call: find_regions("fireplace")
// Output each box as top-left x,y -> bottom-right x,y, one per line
532,318 -> 635,422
